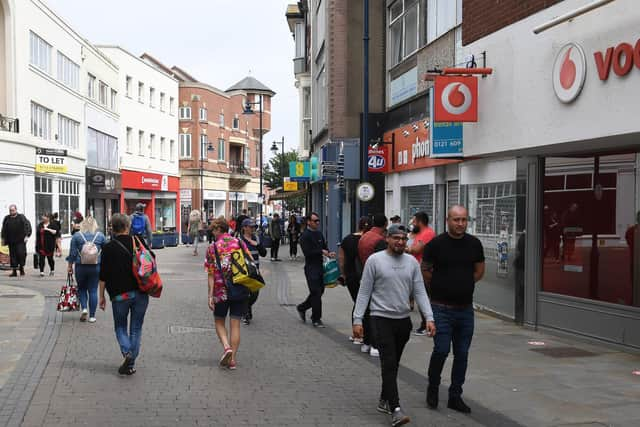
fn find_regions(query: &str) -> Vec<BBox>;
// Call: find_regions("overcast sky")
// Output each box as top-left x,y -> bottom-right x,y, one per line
47,0 -> 299,159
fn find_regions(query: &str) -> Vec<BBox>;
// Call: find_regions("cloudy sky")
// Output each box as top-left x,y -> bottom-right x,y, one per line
47,0 -> 299,158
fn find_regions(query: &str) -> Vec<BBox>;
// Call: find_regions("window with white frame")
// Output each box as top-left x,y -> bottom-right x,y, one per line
232,115 -> 239,129
389,0 -> 420,67
149,87 -> 155,107
138,82 -> 144,102
87,128 -> 118,170
217,138 -> 225,161
170,139 -> 176,162
111,89 -> 117,112
199,107 -> 207,121
57,115 -> 79,150
99,81 -> 108,106
160,137 -> 166,160
34,177 -> 53,222
31,102 -> 52,139
138,131 -> 145,155
426,0 -> 459,45
200,134 -> 208,160
179,133 -> 192,158
160,92 -> 165,112
125,76 -> 132,97
219,113 -> 224,127
58,180 -> 80,235
126,127 -> 133,153
169,97 -> 175,115
87,74 -> 96,99
56,52 -> 79,90
244,146 -> 250,168
179,106 -> 191,120
149,134 -> 156,158
29,31 -> 51,74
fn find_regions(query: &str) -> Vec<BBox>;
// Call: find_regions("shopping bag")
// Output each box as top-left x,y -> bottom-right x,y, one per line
261,233 -> 272,249
212,245 -> 250,302
131,236 -> 163,298
229,249 -> 265,292
57,273 -> 80,312
323,256 -> 340,288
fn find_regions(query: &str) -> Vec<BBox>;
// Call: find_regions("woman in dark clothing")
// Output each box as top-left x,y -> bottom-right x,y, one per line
287,214 -> 300,259
239,218 -> 267,325
35,214 -> 59,276
98,213 -> 150,376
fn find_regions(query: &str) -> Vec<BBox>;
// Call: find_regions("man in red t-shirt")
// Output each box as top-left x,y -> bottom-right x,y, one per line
406,211 -> 436,335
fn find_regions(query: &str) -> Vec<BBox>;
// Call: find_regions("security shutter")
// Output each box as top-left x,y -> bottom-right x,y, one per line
404,185 -> 433,217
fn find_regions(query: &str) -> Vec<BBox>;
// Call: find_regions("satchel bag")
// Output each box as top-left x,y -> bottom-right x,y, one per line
229,249 -> 265,292
213,245 -> 250,302
323,256 -> 340,288
57,273 -> 80,312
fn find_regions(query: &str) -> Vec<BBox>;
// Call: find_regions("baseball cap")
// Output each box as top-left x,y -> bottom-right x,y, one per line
387,224 -> 408,236
135,203 -> 146,211
390,215 -> 401,222
241,218 -> 256,227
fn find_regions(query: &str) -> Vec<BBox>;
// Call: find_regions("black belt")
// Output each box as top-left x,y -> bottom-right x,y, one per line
431,301 -> 472,309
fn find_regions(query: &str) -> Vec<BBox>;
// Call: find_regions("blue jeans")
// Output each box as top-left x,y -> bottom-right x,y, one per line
428,304 -> 474,398
75,265 -> 99,317
111,293 -> 149,367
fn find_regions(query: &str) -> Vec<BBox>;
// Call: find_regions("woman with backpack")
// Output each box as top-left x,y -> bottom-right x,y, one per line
66,216 -> 106,322
239,218 -> 267,325
98,213 -> 151,376
205,217 -> 252,370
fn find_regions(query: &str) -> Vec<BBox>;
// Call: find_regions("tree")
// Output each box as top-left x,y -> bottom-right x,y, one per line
263,150 -> 306,213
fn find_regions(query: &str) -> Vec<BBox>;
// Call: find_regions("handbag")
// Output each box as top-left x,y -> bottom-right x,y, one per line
212,245 -> 250,302
113,237 -> 163,298
260,232 -> 272,249
57,273 -> 80,312
323,256 -> 340,288
229,249 -> 265,292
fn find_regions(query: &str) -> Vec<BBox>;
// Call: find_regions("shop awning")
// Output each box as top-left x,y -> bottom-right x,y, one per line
269,189 -> 307,201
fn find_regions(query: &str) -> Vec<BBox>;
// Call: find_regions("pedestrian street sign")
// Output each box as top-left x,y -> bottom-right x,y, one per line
289,161 -> 310,182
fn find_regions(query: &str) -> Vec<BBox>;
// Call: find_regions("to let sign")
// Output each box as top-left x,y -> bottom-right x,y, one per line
35,148 -> 68,173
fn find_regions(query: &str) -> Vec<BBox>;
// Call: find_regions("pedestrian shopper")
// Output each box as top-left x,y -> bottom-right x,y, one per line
50,212 -> 63,256
422,205 -> 485,414
35,214 -> 59,277
98,213 -> 151,376
1,204 -> 31,277
205,217 -> 252,370
269,213 -> 282,261
287,214 -> 300,259
353,224 -> 435,427
188,210 -> 202,256
297,212 -> 335,328
357,213 -> 389,357
235,209 -> 249,236
130,203 -> 152,245
71,211 -> 83,235
339,216 -> 369,345
390,215 -> 401,224
239,218 -> 267,325
67,216 -> 106,323
405,211 -> 436,336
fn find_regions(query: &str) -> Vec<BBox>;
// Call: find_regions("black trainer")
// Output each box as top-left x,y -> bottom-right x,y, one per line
376,399 -> 392,415
447,396 -> 471,413
426,386 -> 438,409
296,307 -> 306,323
118,352 -> 133,375
312,320 -> 326,328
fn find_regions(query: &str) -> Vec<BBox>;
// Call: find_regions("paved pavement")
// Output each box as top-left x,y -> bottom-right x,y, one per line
0,244 -> 638,426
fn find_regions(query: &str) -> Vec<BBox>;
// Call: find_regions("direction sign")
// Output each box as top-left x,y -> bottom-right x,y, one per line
289,161 -> 310,182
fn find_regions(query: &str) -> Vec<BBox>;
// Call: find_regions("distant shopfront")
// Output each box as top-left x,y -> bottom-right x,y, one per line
86,168 -> 121,233
120,170 -> 180,233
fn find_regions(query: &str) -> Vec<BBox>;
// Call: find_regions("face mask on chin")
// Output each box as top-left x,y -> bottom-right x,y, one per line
412,224 -> 421,233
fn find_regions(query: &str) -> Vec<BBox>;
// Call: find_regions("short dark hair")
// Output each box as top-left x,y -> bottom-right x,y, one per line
358,216 -> 370,232
413,211 -> 429,226
111,213 -> 130,233
372,213 -> 387,228
307,212 -> 320,221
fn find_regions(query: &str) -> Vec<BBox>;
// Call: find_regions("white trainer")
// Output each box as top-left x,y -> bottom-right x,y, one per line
361,344 -> 371,353
88,317 -> 97,323
369,347 -> 380,357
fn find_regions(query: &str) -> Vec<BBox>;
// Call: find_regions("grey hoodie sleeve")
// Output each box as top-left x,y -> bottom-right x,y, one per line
412,262 -> 434,322
145,215 -> 153,243
353,256 -> 375,325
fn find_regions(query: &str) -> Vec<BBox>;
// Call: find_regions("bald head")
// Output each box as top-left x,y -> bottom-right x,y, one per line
8,204 -> 17,216
447,205 -> 468,239
447,205 -> 468,219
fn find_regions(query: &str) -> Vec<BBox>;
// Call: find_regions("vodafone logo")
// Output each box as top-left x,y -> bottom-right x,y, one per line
552,43 -> 587,103
441,83 -> 472,115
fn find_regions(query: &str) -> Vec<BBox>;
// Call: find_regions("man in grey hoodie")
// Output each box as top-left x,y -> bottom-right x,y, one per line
353,224 -> 435,427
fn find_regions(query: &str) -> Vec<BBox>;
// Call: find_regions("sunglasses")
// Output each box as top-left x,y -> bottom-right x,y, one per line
311,219 -> 320,223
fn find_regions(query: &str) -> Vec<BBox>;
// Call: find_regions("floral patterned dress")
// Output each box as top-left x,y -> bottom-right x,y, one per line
204,233 -> 250,303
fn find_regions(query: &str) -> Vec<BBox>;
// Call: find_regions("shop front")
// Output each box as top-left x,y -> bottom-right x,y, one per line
204,190 -> 227,220
120,170 -> 180,239
86,168 -> 121,234
461,1 -> 640,346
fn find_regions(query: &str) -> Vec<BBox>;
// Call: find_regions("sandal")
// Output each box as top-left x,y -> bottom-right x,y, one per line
219,347 -> 233,367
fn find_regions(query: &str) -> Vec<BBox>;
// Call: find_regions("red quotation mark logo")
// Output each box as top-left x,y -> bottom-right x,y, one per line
560,48 -> 577,90
553,43 -> 587,104
441,83 -> 472,115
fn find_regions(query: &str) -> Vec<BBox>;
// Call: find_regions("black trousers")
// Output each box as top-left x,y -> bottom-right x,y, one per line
346,279 -> 374,346
289,239 -> 298,257
270,238 -> 281,259
38,254 -> 55,272
371,316 -> 412,409
298,266 -> 324,322
8,242 -> 27,269
245,291 -> 259,318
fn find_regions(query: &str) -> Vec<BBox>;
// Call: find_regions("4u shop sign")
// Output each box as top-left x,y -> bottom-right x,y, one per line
121,170 -> 179,193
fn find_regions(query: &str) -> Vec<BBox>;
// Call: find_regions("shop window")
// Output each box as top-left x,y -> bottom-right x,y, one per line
35,177 -> 53,222
388,0 -> 420,67
155,199 -> 176,231
58,179 -> 80,235
542,154 -> 638,307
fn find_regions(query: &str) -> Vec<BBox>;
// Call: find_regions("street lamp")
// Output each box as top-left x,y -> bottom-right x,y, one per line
200,140 -> 215,216
242,94 -> 263,226
270,136 -> 285,218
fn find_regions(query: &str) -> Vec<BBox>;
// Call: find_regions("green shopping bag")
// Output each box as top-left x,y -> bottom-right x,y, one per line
323,256 -> 339,288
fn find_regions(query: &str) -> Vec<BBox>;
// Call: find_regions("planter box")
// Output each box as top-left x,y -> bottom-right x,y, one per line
151,233 -> 166,249
164,232 -> 179,247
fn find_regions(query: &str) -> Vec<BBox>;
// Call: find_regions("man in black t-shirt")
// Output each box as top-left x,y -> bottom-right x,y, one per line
421,205 -> 485,414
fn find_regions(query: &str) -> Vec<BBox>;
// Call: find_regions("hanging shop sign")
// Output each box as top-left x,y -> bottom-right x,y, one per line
35,148 -> 68,173
86,168 -> 121,195
289,161 -> 310,182
284,181 -> 298,192
433,76 -> 478,122
430,122 -> 463,157
368,146 -> 389,173
356,182 -> 375,202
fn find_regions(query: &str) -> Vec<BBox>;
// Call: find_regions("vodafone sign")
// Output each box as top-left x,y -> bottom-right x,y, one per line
434,76 -> 478,122
552,43 -> 587,103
